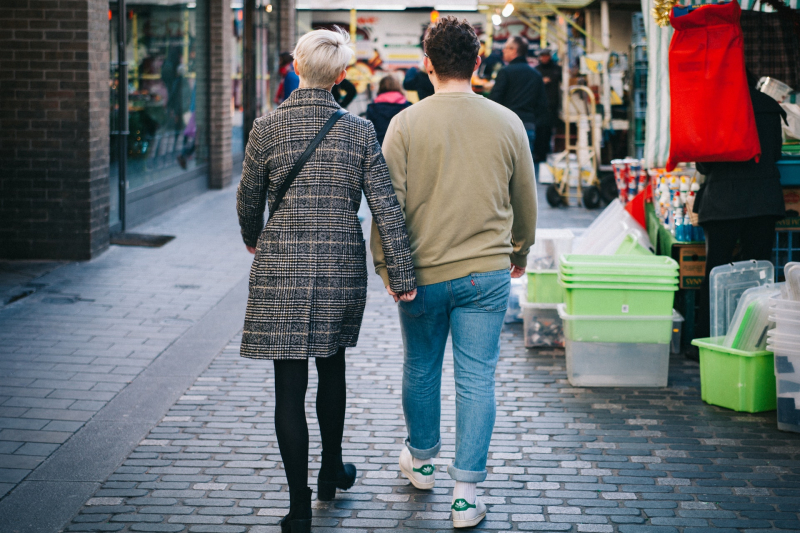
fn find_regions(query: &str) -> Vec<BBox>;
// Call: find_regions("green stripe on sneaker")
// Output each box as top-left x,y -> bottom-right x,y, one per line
413,464 -> 434,476
451,499 -> 476,512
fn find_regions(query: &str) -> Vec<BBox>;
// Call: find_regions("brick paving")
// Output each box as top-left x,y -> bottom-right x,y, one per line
0,185 -> 253,500
64,278 -> 800,532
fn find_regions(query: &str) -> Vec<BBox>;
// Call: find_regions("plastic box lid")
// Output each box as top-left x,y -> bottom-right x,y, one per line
709,260 -> 774,338
723,284 -> 782,351
557,304 -> 679,322
527,229 -> 574,271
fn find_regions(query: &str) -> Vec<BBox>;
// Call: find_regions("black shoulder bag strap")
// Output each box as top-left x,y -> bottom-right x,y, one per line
268,108 -> 347,221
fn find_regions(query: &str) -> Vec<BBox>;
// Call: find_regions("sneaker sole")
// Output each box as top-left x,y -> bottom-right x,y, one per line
399,462 -> 435,490
452,511 -> 486,528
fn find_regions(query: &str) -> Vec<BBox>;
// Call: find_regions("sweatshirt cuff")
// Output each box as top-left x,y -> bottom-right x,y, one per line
510,252 -> 528,269
376,267 -> 391,287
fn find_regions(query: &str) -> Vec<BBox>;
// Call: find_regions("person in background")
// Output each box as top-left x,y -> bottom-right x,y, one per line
333,77 -> 357,108
489,36 -> 548,157
403,65 -> 435,100
372,16 -> 537,529
238,28 -> 417,532
365,75 -> 411,145
690,70 -> 786,359
274,52 -> 299,105
533,49 -> 562,165
477,37 -> 504,81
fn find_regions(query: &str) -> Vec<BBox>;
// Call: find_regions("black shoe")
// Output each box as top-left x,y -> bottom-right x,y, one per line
685,345 -> 699,362
318,452 -> 357,501
280,487 -> 312,533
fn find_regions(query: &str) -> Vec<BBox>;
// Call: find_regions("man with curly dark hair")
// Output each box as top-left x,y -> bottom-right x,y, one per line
371,15 -> 538,529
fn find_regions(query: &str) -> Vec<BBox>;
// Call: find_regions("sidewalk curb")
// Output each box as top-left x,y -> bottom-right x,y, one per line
0,274 -> 250,533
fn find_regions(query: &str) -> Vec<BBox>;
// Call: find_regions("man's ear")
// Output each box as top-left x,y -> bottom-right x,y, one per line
475,55 -> 482,71
293,59 -> 301,77
335,69 -> 347,85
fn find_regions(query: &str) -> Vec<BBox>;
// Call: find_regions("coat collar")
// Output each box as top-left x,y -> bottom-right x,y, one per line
281,88 -> 341,109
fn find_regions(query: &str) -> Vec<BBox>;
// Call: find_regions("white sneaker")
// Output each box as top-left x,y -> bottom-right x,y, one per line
398,448 -> 435,490
451,496 -> 486,528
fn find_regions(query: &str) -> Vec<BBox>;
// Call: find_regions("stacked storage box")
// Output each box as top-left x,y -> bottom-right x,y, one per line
557,255 -> 679,387
691,262 -> 779,413
521,229 -> 573,348
768,263 -> 800,432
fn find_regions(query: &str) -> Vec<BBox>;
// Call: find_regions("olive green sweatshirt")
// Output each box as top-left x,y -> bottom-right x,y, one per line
371,91 -> 538,287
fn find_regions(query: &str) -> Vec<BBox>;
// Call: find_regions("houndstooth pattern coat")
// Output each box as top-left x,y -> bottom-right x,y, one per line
237,88 -> 416,360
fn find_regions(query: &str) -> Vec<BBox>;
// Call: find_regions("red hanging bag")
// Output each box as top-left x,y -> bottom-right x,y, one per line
666,0 -> 760,172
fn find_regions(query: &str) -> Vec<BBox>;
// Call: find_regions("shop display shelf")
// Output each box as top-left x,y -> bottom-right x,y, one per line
561,281 -> 677,316
557,304 -> 676,344
520,298 -> 563,348
565,339 -> 670,387
526,270 -> 563,304
692,337 -> 776,413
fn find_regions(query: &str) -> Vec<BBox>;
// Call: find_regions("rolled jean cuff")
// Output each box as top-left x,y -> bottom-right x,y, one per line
447,464 -> 487,483
405,437 -> 440,460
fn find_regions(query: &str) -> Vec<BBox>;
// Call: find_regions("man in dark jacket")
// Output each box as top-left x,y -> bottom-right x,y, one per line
691,79 -> 787,352
533,49 -> 562,164
403,66 -> 435,100
489,36 -> 548,156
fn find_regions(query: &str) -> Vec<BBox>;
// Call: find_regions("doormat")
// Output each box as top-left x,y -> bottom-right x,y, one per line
110,233 -> 175,247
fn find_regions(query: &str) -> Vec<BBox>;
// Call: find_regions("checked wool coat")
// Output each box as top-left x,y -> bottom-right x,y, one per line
237,88 -> 416,360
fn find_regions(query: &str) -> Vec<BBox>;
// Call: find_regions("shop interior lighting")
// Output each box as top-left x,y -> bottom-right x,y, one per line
492,12 -> 502,24
434,4 -> 479,10
266,3 -> 272,11
187,2 -> 196,8
501,1 -> 514,17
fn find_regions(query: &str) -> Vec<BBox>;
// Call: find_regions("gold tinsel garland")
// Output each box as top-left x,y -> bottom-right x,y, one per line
651,0 -> 679,27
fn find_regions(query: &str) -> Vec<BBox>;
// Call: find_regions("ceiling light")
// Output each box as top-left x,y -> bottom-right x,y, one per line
502,1 -> 514,17
492,13 -> 502,25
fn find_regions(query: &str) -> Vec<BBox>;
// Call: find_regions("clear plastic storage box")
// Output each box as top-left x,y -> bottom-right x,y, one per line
709,260 -> 774,338
528,229 -> 574,270
565,339 -> 670,387
520,296 -> 564,348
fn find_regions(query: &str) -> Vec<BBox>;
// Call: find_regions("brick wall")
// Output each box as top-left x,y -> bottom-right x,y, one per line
279,0 -> 296,53
208,0 -> 232,189
0,0 -> 110,260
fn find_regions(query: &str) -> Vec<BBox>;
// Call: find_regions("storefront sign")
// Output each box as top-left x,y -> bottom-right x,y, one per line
679,244 -> 706,290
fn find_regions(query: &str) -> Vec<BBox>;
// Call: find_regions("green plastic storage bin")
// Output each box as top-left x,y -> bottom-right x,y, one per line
692,337 -> 776,413
560,273 -> 678,285
526,270 -> 563,303
615,235 -> 654,256
561,281 -> 677,316
560,254 -> 679,276
557,304 -> 673,343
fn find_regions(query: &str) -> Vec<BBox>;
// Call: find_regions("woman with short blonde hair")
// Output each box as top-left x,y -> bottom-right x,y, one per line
237,27 -> 417,533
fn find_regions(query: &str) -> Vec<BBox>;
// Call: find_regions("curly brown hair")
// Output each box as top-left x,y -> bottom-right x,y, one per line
423,16 -> 480,81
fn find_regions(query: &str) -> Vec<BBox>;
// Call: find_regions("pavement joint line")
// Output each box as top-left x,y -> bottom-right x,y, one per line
0,274 -> 249,533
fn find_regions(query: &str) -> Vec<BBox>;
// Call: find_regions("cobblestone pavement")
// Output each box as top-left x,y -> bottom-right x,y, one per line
0,185 -> 254,502
64,275 -> 800,532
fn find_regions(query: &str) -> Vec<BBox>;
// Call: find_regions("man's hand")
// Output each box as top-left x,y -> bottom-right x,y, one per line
510,264 -> 525,278
387,286 -> 417,303
246,246 -> 256,255
542,76 -> 551,84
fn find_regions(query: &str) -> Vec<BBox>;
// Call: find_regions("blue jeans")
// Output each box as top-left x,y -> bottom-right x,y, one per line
398,269 -> 510,482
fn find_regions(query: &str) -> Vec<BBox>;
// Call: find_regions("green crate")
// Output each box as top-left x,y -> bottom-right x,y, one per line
692,337 -> 776,413
526,270 -> 563,303
558,304 -> 673,343
560,273 -> 678,285
561,281 -> 677,316
615,234 -> 654,256
560,254 -> 678,276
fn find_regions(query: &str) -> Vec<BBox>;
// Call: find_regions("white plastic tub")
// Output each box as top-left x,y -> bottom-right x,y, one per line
773,348 -> 800,433
520,297 -> 564,348
565,339 -> 670,387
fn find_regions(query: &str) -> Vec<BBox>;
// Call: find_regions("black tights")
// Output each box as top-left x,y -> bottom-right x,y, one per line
273,347 -> 347,492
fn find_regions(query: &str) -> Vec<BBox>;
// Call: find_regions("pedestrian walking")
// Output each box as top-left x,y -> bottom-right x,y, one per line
274,52 -> 300,105
534,49 -> 562,165
371,16 -> 538,528
489,35 -> 548,156
689,71 -> 786,358
365,75 -> 411,145
237,27 -> 417,533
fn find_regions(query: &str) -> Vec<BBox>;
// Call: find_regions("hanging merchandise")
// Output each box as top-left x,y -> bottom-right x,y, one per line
666,0 -> 761,172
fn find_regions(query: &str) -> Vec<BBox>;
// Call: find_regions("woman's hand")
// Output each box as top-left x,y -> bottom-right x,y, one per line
246,246 -> 256,254
386,286 -> 417,303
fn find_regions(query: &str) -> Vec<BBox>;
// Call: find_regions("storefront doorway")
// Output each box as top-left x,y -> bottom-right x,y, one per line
108,0 -> 209,232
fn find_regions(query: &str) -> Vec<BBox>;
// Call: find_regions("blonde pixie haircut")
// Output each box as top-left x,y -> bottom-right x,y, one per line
293,27 -> 354,89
